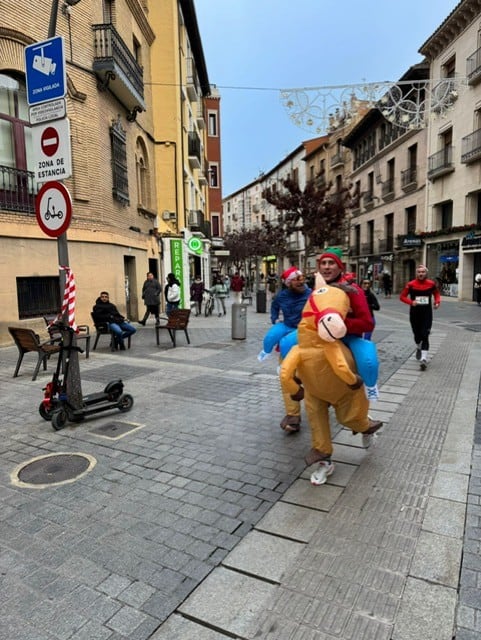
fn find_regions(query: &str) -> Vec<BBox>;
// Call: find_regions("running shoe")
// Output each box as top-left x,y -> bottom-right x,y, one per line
310,460 -> 334,486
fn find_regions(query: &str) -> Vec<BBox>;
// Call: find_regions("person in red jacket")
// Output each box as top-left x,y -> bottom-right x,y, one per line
400,264 -> 441,370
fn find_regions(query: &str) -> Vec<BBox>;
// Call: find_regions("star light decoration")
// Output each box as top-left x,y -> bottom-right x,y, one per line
280,78 -> 465,134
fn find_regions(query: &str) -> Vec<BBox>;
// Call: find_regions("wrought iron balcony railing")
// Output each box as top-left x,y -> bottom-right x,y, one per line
0,166 -> 36,213
467,46 -> 481,85
93,24 -> 145,120
401,167 -> 417,191
461,128 -> 481,164
427,146 -> 454,180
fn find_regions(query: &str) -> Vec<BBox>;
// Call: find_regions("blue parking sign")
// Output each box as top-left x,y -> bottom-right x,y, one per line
25,36 -> 66,106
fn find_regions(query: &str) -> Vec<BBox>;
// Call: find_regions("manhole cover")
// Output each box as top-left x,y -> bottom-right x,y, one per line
12,453 -> 96,488
90,421 -> 141,439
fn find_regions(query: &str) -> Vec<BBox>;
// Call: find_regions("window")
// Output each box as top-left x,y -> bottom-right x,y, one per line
443,56 -> 456,78
110,117 -> 129,204
17,276 -> 60,319
209,163 -> 219,188
208,112 -> 218,136
406,205 -> 417,234
135,137 -> 150,208
0,73 -> 36,212
211,213 -> 220,236
133,36 -> 141,65
440,201 -> 453,228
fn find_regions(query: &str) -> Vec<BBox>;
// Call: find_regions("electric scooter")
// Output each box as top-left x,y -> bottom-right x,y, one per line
39,323 -> 134,431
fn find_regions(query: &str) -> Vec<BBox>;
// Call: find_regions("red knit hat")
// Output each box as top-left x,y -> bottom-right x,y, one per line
317,248 -> 344,271
281,266 -> 302,285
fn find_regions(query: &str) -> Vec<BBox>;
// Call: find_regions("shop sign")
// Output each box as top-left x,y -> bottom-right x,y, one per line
402,235 -> 423,247
170,238 -> 184,307
381,254 -> 394,261
462,235 -> 481,249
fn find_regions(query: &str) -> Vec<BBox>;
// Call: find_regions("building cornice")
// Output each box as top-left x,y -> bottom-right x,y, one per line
419,0 -> 481,60
126,0 -> 155,45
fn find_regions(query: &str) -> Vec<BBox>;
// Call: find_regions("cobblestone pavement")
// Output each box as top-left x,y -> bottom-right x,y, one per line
0,297 -> 480,639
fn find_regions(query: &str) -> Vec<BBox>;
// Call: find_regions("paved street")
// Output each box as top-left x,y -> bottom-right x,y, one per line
0,295 -> 481,639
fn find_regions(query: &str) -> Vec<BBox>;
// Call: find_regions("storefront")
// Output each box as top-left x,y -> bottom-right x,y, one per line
426,240 -> 459,297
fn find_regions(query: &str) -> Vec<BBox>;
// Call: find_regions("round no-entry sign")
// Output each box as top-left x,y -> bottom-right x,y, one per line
35,181 -> 72,237
41,126 -> 59,157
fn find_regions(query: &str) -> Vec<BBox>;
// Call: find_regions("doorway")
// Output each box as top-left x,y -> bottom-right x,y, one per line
124,256 -> 137,320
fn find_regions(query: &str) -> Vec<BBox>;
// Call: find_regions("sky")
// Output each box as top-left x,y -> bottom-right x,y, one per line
194,0 -> 460,197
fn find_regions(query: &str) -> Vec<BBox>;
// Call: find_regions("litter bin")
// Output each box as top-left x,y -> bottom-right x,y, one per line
256,290 -> 267,313
232,303 -> 247,340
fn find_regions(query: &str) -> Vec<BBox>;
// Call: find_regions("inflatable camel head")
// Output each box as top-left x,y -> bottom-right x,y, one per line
298,273 -> 351,345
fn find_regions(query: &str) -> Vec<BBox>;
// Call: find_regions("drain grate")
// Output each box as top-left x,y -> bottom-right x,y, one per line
13,453 -> 96,488
89,421 -> 141,439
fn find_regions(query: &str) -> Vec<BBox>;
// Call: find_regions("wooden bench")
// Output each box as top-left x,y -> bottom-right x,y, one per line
43,315 -> 91,358
8,327 -> 61,381
155,309 -> 191,347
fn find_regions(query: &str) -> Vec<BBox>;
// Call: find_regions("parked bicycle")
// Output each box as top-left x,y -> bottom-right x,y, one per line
204,291 -> 214,317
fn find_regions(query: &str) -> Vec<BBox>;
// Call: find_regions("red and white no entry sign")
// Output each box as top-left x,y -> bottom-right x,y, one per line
40,126 -> 59,157
35,181 -> 72,238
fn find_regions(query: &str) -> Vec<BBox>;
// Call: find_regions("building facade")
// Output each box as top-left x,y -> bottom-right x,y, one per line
420,0 -> 481,300
0,0 -> 219,345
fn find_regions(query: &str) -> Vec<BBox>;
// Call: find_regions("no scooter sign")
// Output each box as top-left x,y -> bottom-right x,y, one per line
35,181 -> 72,238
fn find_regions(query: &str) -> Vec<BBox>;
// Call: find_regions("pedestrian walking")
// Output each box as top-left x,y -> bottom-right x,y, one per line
139,272 -> 161,325
361,279 -> 380,340
382,271 -> 392,298
400,264 -> 440,370
164,273 -> 181,315
474,273 -> 481,305
230,272 -> 244,304
210,274 -> 228,316
190,275 -> 206,316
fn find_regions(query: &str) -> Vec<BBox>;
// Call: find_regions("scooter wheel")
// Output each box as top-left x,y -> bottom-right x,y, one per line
51,409 -> 68,431
39,400 -> 59,421
117,394 -> 134,412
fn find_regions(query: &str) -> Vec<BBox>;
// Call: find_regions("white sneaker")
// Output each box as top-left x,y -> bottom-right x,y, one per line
366,385 -> 379,402
257,350 -> 272,362
310,460 -> 334,486
362,433 -> 376,448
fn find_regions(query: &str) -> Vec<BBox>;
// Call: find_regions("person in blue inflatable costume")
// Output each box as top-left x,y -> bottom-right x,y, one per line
278,249 -> 380,404
257,266 -> 311,433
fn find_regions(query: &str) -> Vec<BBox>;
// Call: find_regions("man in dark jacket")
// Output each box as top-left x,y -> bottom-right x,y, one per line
139,272 -> 161,325
92,291 -> 136,350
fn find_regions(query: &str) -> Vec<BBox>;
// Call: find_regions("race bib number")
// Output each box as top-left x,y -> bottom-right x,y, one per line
416,296 -> 429,305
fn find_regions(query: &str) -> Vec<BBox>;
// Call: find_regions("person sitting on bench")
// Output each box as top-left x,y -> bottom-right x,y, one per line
92,291 -> 136,350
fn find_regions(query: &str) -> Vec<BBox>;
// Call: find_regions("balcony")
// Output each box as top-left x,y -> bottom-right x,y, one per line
461,128 -> 481,164
381,179 -> 394,202
315,172 -> 327,189
361,242 -> 374,255
186,57 -> 199,102
401,167 -> 417,192
188,209 -> 204,228
363,192 -> 374,210
467,46 -> 481,86
330,151 -> 345,169
427,146 -> 454,180
188,131 -> 201,169
92,24 -> 145,120
196,103 -> 205,129
378,238 -> 394,253
0,166 -> 36,213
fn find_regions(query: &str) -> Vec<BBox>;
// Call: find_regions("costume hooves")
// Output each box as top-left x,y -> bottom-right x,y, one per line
304,448 -> 330,466
280,415 -> 300,433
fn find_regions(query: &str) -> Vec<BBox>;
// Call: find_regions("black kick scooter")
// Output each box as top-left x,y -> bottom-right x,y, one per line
39,323 -> 134,431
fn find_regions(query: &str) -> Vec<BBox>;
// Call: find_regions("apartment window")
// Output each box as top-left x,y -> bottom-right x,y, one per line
0,73 -> 36,212
133,36 -> 141,65
292,168 -> 298,184
406,205 -> 417,234
443,56 -> 456,78
17,276 -> 60,319
209,163 -> 219,188
211,213 -> 220,236
208,112 -> 218,136
309,164 -> 314,180
110,117 -> 129,204
408,143 -> 417,169
367,220 -> 374,253
354,224 -> 361,255
385,213 -> 394,250
435,200 -> 453,229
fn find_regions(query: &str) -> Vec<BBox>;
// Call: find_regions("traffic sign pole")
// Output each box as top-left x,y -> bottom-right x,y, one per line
46,0 -> 82,410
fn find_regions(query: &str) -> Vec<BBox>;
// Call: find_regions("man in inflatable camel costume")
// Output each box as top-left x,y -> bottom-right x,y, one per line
280,274 -> 383,486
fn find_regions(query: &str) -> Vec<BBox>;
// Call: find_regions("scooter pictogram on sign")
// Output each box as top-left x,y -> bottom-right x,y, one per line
35,181 -> 72,238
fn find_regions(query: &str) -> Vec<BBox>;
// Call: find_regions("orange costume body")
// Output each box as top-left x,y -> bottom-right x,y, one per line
280,281 -> 372,458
